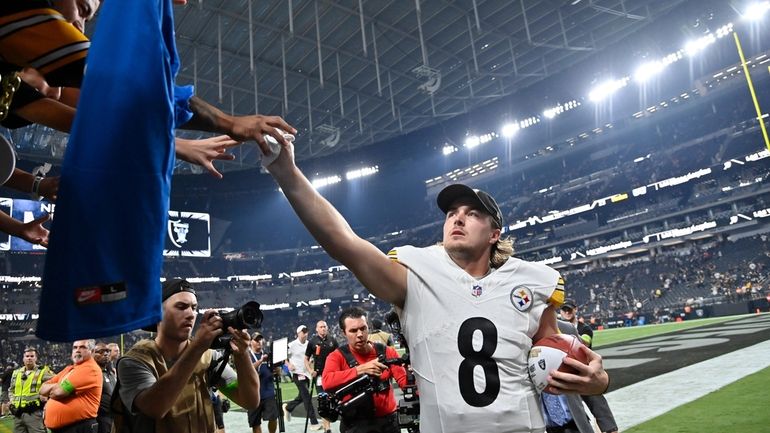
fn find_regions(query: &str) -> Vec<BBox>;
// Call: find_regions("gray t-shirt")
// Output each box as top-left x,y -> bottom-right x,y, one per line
117,349 -> 236,433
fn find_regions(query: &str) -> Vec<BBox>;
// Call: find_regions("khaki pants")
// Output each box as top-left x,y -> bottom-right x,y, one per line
13,410 -> 47,433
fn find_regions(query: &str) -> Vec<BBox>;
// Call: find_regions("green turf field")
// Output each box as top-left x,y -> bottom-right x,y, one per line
592,315 -> 746,348
624,365 -> 770,433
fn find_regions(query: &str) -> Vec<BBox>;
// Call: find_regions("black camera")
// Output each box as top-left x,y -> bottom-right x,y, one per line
317,391 -> 339,422
317,375 -> 384,423
379,355 -> 407,367
397,376 -> 420,432
210,301 -> 263,350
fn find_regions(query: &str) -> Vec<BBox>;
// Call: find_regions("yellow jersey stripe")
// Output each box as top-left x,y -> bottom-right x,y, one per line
548,274 -> 565,307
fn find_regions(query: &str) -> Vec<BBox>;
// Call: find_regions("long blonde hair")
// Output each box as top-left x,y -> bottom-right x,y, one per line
490,237 -> 514,269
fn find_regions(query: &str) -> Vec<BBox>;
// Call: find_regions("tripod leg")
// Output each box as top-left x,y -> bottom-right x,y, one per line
275,376 -> 285,432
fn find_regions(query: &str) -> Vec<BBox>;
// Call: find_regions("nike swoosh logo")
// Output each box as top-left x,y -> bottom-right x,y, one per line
77,291 -> 98,303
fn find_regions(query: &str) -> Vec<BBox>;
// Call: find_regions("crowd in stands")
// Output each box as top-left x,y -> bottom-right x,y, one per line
564,235 -> 769,323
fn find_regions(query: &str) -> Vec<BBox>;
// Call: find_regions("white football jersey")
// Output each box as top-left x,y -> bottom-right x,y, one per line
391,245 -> 563,433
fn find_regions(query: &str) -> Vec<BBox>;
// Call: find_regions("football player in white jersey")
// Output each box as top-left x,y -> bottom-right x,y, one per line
263,141 -> 609,433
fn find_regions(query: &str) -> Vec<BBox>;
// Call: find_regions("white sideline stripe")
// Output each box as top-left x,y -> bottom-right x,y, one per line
605,339 -> 770,431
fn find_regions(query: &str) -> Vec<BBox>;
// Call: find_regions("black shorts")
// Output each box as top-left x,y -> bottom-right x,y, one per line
248,396 -> 279,426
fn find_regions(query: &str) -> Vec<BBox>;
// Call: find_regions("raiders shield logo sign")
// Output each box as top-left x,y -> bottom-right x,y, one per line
538,359 -> 546,370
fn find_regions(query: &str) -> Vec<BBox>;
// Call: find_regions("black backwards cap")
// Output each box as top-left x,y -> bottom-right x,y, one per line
437,184 -> 503,229
142,279 -> 197,332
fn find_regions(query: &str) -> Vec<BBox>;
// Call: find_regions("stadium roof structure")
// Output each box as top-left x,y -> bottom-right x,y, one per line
10,0 -> 692,173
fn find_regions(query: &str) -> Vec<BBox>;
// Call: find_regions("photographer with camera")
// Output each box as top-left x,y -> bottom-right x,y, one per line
8,347 -> 53,433
113,279 -> 260,433
321,307 -> 408,433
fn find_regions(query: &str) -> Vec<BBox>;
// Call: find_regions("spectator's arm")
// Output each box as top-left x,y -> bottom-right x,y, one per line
181,96 -> 296,155
304,355 -> 315,378
0,212 -> 50,247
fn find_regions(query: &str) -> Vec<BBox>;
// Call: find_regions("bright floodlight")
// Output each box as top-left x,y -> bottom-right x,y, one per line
501,123 -> 519,138
311,175 -> 342,190
464,136 -> 481,148
346,165 -> 379,180
442,145 -> 457,155
684,34 -> 716,56
634,61 -> 665,83
743,1 -> 770,21
588,77 -> 629,102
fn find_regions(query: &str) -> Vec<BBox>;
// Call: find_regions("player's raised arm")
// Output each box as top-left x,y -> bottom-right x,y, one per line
264,140 -> 407,308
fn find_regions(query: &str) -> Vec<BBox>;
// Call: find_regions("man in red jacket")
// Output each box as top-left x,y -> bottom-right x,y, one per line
322,307 -> 408,433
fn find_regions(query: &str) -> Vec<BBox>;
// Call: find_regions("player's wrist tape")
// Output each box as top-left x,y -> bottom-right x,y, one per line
60,379 -> 75,394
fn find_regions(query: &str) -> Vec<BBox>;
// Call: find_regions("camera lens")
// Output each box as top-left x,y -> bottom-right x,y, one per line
239,301 -> 262,328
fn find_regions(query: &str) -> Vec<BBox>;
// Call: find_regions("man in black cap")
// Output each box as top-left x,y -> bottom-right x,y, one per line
560,299 -> 594,348
113,279 -> 260,433
247,332 -> 279,433
263,144 -> 611,433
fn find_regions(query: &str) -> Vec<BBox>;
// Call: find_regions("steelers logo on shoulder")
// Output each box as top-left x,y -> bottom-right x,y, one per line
510,285 -> 533,311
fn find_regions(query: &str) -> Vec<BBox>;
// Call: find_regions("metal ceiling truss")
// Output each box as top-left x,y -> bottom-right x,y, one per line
9,0 -> 688,173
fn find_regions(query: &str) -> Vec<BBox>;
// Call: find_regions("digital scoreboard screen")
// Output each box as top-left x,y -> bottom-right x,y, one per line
163,210 -> 211,257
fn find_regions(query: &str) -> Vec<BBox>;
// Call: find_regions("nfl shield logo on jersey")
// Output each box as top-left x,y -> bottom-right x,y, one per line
510,286 -> 533,311
471,284 -> 483,297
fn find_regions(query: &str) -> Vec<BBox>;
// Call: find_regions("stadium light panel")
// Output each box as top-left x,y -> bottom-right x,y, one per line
464,135 -> 481,148
634,61 -> 666,83
588,77 -> 630,102
442,144 -> 458,155
478,133 -> 496,144
346,165 -> 379,180
715,23 -> 734,38
501,123 -> 519,138
743,2 -> 770,21
684,34 -> 716,56
519,116 -> 540,129
311,175 -> 342,189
